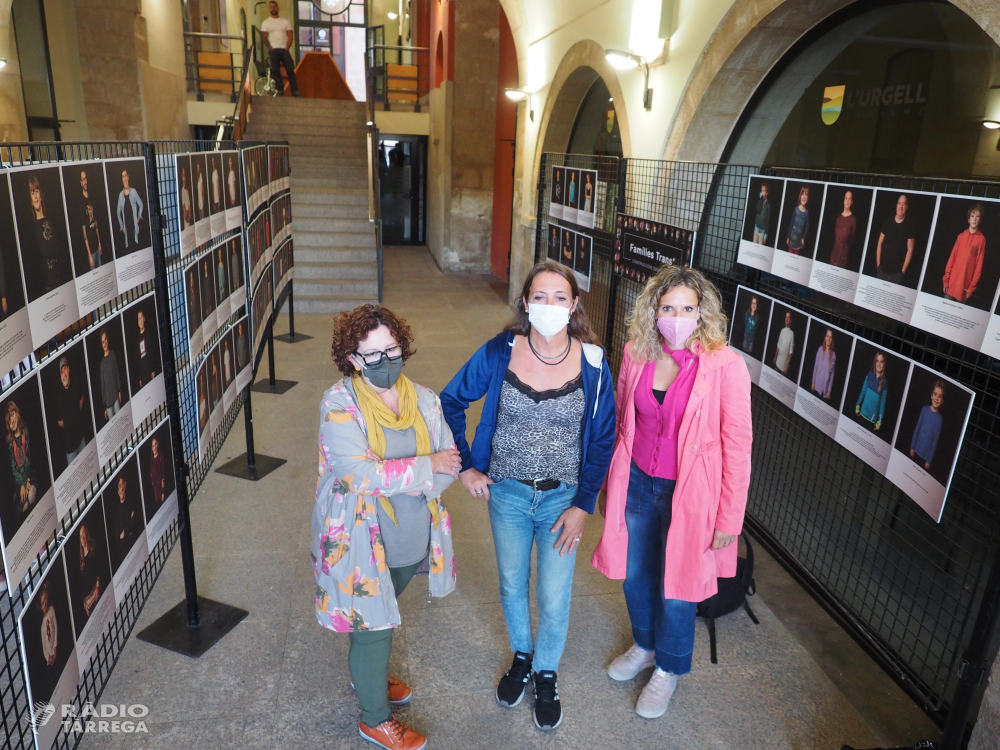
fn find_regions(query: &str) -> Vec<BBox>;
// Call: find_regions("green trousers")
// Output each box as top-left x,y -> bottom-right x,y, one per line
349,562 -> 420,728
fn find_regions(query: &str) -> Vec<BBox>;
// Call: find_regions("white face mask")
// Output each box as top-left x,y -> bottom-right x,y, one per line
527,303 -> 571,337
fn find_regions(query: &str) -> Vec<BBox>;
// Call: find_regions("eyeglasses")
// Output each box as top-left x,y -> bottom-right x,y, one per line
356,345 -> 402,366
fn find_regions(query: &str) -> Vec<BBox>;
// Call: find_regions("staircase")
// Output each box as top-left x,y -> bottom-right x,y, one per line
243,97 -> 378,313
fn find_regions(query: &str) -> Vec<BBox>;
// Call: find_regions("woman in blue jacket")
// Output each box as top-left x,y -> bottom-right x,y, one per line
441,261 -> 616,732
855,351 -> 888,431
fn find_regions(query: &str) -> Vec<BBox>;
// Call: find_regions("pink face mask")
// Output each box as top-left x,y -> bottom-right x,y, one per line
657,315 -> 700,350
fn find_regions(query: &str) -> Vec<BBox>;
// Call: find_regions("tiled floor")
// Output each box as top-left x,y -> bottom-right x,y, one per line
79,247 -> 940,749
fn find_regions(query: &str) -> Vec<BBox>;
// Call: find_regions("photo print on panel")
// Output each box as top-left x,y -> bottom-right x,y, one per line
913,196 -> 1000,350
0,173 -> 33,374
233,315 -> 253,391
549,166 -> 564,221
9,164 -> 81,346
228,235 -> 247,317
199,249 -> 220,342
61,161 -> 119,315
220,328 -> 237,410
184,256 -> 203,358
214,241 -> 232,317
770,180 -> 826,286
577,169 -> 597,229
0,372 -> 57,593
175,154 -> 196,256
39,340 -> 98,516
759,301 -> 808,408
855,189 -> 938,323
836,339 -> 910,474
196,355 -> 211,461
208,343 -> 224,434
564,168 -> 580,225
85,314 -> 134,466
101,453 -> 148,600
138,418 -> 177,550
104,157 -> 154,291
808,184 -> 874,302
122,293 -> 166,427
18,550 -> 79,750
729,287 -> 773,384
223,150 -> 243,231
63,498 -> 116,675
192,153 -> 211,247
737,175 -> 785,271
793,318 -> 855,439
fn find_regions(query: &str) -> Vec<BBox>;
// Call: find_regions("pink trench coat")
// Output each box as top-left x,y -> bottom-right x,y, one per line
592,341 -> 753,603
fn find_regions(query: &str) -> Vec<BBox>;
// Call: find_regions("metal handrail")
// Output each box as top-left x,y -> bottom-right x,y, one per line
231,42 -> 255,141
184,30 -> 248,102
183,31 -> 245,41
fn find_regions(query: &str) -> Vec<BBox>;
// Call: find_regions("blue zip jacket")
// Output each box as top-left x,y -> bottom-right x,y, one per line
440,331 -> 616,514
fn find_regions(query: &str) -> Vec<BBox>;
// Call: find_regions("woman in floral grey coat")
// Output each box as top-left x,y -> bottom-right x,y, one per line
312,304 -> 458,750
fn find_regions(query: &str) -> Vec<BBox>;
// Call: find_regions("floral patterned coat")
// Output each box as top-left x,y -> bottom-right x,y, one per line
311,378 -> 457,633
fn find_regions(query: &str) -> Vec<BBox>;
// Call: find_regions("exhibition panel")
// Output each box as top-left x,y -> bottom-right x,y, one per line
534,153 -> 1000,735
0,137 -> 294,750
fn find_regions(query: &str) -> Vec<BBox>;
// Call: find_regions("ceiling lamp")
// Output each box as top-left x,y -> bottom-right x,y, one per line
604,49 -> 652,110
504,88 -> 534,122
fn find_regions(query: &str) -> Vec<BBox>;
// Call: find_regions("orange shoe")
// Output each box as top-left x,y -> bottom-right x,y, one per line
359,717 -> 426,750
349,677 -> 413,706
387,677 -> 412,706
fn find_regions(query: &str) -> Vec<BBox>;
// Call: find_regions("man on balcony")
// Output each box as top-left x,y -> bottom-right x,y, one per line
261,1 -> 301,97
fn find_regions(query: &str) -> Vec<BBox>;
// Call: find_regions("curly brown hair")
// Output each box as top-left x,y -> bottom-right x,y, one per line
330,304 -> 416,376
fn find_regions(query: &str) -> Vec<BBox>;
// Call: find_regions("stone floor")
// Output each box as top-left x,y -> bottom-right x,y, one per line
79,247 -> 942,749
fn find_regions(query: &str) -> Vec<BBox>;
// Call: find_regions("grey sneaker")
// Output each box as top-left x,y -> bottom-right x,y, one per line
607,643 -> 655,681
635,667 -> 678,719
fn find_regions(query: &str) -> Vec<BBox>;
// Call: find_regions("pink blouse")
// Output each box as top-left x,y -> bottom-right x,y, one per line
632,346 -> 699,480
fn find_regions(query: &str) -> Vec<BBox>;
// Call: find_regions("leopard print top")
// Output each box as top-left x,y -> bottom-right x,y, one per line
488,369 -> 584,485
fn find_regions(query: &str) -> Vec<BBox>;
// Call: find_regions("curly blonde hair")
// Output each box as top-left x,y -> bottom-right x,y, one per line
627,266 -> 729,362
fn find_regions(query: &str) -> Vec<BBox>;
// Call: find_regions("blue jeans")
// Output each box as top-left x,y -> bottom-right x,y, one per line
623,461 -> 698,675
488,479 -> 577,673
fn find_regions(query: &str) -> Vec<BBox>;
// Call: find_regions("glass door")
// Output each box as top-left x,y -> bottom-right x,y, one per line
378,135 -> 427,245
12,0 -> 60,141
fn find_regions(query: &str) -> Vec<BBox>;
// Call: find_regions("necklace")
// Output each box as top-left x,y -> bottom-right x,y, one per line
528,331 -> 572,366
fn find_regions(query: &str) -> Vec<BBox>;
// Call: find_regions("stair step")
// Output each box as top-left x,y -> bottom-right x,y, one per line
294,216 -> 374,232
291,191 -> 368,207
292,176 -> 369,190
296,261 -> 377,280
292,295 -> 379,313
295,247 -> 376,263
296,278 -> 379,297
292,202 -> 369,218
295,230 -> 376,248
289,146 -> 368,159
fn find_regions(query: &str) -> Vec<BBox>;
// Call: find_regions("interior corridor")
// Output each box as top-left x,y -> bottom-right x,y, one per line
80,247 -> 939,749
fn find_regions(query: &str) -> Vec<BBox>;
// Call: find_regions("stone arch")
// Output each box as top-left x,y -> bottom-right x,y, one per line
664,0 -> 1000,163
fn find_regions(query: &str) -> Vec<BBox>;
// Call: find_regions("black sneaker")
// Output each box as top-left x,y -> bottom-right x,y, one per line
496,651 -> 532,707
532,670 -> 562,730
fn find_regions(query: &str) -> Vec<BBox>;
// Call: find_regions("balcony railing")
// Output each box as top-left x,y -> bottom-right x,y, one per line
365,41 -> 430,113
184,31 -> 247,102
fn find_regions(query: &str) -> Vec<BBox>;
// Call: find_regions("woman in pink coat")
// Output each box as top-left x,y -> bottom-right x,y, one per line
592,266 -> 752,719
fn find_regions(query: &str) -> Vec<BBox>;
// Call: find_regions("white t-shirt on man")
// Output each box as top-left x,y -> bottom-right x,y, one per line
261,17 -> 292,50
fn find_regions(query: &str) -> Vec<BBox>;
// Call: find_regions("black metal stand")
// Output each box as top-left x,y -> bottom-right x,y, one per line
136,142 -> 248,657
252,319 -> 297,394
215,385 -> 287,480
273,285 -> 312,344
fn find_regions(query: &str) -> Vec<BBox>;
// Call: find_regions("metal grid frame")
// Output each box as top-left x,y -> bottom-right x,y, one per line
534,153 -> 621,349
612,157 -> 1000,729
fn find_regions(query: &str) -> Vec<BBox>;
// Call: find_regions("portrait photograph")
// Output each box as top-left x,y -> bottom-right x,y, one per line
796,320 -> 853,409
893,364 -> 973,487
209,344 -> 223,413
122,294 -> 162,394
0,374 -> 54,544
763,302 -> 808,382
85,315 -> 131,432
234,318 -> 251,374
574,232 -> 592,279
105,158 -> 151,258
919,196 -> 1000,312
192,154 -> 209,225
138,420 -> 175,524
741,176 -> 785,247
39,340 -> 95,480
840,340 -> 908,439
9,165 -> 75,301
176,154 -> 194,231
565,168 -> 581,210
551,166 -> 565,207
200,253 -> 217,322
229,236 -> 245,294
814,184 -> 873,272
0,175 -> 28,320
220,330 -> 235,392
729,288 -> 772,362
207,152 -> 225,217
560,227 -> 574,267
61,163 -> 113,278
776,180 -> 825,259
214,243 -> 231,309
63,500 -> 113,639
860,190 -> 938,290
101,455 -> 144,574
184,260 -> 202,341
196,359 -> 210,436
223,152 -> 241,211
20,552 -> 75,705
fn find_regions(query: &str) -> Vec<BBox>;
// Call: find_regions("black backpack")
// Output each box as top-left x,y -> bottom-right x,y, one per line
696,533 -> 759,664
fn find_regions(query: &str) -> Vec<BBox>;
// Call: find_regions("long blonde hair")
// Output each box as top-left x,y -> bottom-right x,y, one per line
627,266 -> 728,362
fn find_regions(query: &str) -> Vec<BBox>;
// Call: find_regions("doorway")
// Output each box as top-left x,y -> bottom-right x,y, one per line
12,0 -> 60,141
378,135 -> 427,245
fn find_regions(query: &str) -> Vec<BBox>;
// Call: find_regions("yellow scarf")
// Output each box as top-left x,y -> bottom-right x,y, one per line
352,374 -> 432,524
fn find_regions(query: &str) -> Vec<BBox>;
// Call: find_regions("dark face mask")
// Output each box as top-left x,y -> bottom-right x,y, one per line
361,355 -> 404,389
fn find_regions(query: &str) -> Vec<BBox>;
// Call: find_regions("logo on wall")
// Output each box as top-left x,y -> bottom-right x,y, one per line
822,85 -> 845,125
606,108 -> 615,134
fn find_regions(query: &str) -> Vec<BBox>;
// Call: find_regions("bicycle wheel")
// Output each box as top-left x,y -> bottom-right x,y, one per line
254,76 -> 269,96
